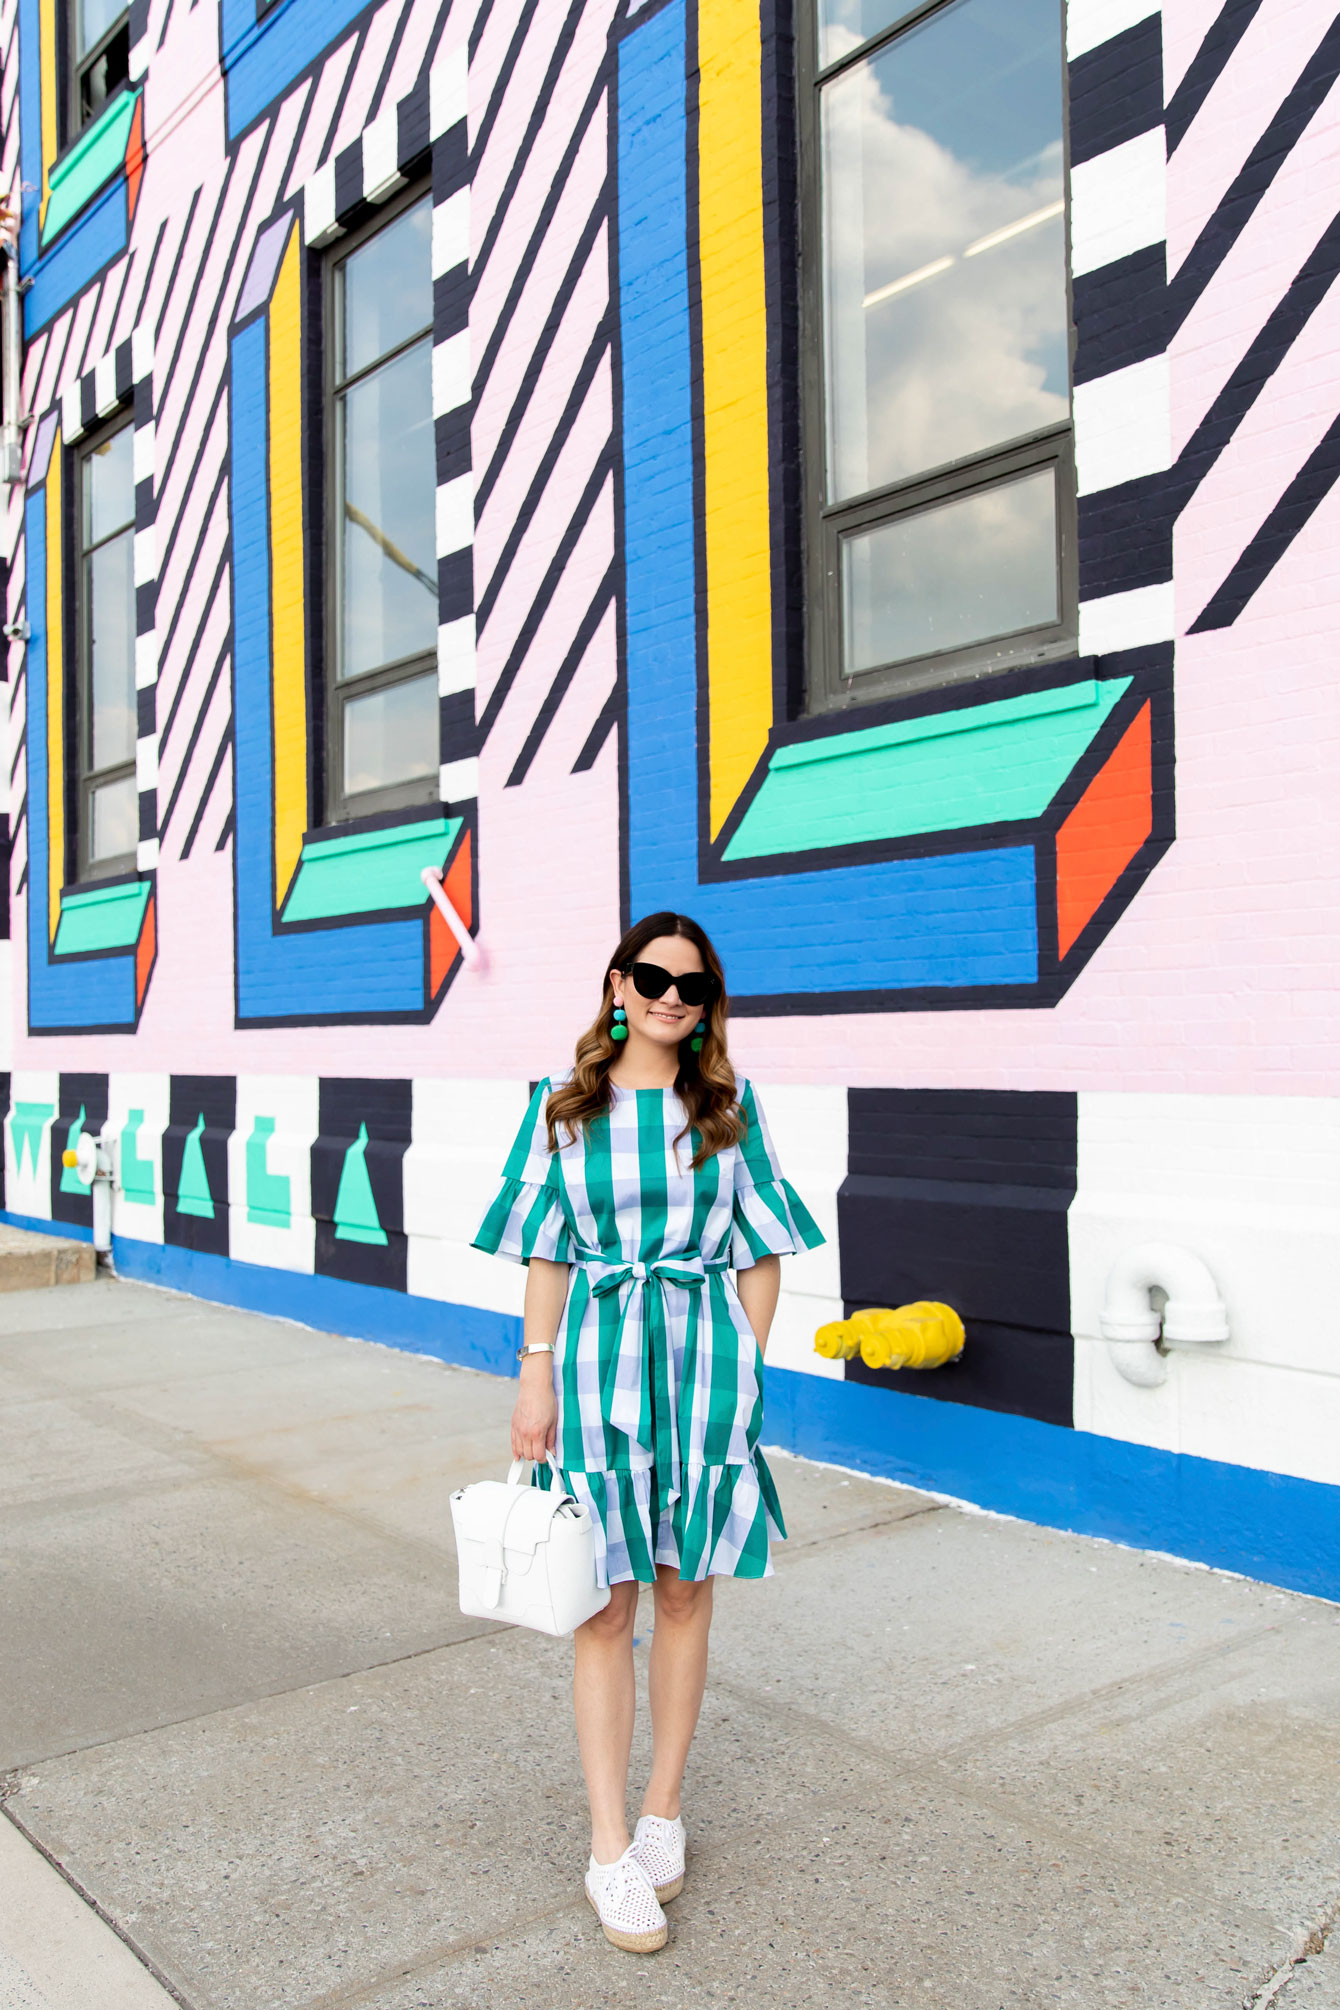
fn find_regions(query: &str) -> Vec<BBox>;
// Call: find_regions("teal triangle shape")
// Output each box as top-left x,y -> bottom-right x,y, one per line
59,1105 -> 87,1193
334,1123 -> 388,1245
176,1113 -> 216,1219
12,1103 -> 54,1174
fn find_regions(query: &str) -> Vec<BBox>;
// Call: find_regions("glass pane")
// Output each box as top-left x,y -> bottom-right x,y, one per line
338,338 -> 436,681
79,18 -> 129,123
339,197 -> 433,381
841,466 -> 1058,674
821,0 -> 1067,501
77,0 -> 125,59
819,0 -> 920,68
89,774 -> 137,864
84,426 -> 134,547
87,529 -> 136,768
342,672 -> 438,801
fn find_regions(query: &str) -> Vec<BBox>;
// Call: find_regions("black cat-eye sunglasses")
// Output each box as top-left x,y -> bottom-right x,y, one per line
618,961 -> 719,1009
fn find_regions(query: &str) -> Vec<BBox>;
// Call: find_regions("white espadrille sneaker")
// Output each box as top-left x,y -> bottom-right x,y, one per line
632,1813 -> 686,1901
585,1845 -> 668,1953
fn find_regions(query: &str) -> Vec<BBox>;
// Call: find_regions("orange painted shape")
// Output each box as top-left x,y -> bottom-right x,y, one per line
429,829 -> 473,998
443,827 -> 473,931
124,96 -> 145,221
1055,702 -> 1153,959
135,893 -> 157,1007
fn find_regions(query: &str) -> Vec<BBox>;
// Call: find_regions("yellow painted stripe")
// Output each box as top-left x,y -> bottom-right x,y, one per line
38,0 -> 58,233
45,434 -> 63,941
267,225 -> 308,908
698,0 -> 773,838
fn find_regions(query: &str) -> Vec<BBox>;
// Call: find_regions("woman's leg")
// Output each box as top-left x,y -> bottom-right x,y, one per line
642,1568 -> 714,1820
573,1580 -> 641,1863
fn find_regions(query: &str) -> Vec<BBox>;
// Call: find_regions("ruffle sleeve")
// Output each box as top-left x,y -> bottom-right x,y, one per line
730,1079 -> 825,1269
472,1080 -> 572,1265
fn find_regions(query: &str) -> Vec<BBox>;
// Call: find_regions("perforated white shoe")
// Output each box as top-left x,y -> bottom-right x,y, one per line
632,1813 -> 686,1901
585,1845 -> 668,1953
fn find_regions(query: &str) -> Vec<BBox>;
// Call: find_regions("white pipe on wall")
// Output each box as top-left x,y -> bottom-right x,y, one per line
1,248 -> 24,484
1098,1240 -> 1230,1387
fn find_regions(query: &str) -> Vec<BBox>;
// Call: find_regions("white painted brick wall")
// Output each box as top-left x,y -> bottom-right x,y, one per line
1072,1093 -> 1340,1486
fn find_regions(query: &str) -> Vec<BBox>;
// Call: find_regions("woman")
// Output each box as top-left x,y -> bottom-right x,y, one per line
473,911 -> 822,1953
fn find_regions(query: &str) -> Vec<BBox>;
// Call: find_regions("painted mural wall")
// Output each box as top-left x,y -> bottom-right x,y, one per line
1,0 -> 1339,1596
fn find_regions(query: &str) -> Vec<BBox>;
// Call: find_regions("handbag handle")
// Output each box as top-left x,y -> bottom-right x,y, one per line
507,1451 -> 565,1489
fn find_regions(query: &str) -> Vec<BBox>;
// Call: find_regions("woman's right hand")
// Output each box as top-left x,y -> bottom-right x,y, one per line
511,1359 -> 558,1463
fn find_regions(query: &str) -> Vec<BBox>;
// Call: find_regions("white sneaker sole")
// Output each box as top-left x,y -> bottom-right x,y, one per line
585,1888 -> 668,1953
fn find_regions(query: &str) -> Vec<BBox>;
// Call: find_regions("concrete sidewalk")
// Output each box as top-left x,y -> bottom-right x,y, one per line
2,1276 -> 1338,2010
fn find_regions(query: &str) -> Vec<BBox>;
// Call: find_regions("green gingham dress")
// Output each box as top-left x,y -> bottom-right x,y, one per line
472,1077 -> 824,1586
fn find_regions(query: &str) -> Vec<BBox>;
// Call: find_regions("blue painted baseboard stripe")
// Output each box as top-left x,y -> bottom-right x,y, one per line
5,1213 -> 1336,1602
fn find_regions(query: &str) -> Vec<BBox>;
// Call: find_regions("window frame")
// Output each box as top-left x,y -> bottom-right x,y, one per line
65,0 -> 132,142
73,412 -> 138,884
321,179 -> 438,826
798,0 -> 1078,717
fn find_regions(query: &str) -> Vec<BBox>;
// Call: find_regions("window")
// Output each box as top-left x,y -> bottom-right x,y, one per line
69,0 -> 130,134
325,189 -> 438,822
804,0 -> 1074,710
75,421 -> 138,879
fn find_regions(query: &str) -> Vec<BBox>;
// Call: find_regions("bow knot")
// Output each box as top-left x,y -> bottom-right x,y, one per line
576,1252 -> 729,1496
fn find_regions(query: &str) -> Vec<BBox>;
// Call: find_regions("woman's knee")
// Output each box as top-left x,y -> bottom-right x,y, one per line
653,1571 -> 713,1625
579,1580 -> 639,1642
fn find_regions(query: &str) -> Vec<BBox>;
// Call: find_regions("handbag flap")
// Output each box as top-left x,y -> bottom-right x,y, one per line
451,1480 -> 573,1561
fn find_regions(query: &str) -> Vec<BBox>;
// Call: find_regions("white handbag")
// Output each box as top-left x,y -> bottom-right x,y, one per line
450,1455 -> 611,1637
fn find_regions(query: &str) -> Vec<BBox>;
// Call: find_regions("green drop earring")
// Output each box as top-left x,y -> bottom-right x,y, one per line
611,1004 -> 628,1042
690,1020 -> 706,1053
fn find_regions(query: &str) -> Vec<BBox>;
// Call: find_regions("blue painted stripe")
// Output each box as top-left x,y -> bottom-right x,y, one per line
221,0 -> 375,139
616,2 -> 1039,996
5,1208 -> 1331,1601
18,0 -> 42,273
763,1366 -> 1340,1605
111,1235 -> 521,1379
23,180 -> 129,335
230,319 -> 432,1020
23,492 -> 139,1029
2,1209 -> 94,1243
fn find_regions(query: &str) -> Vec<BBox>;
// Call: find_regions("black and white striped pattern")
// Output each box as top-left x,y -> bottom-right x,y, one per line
59,331 -> 159,869
468,0 -> 620,794
1067,1 -> 1172,657
295,47 -> 474,810
1069,0 -> 1340,645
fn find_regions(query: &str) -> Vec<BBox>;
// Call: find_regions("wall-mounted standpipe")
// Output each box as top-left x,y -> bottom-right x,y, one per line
421,865 -> 482,970
1,247 -> 26,485
1098,1241 -> 1229,1387
61,1124 -> 118,1257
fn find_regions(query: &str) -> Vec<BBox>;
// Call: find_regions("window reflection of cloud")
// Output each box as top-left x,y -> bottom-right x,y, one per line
843,469 -> 1057,674
823,39 -> 1067,499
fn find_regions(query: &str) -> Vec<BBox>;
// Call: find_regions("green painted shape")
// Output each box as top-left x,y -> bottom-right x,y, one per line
120,1110 -> 156,1206
176,1114 -> 216,1220
54,878 -> 151,956
333,1123 -> 388,1245
282,816 -> 463,923
246,1116 -> 292,1229
11,1102 -> 55,1174
59,1105 -> 88,1193
723,678 -> 1133,861
41,89 -> 140,245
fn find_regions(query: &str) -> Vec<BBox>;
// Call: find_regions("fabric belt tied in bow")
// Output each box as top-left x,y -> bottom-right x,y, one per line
581,1253 -> 729,1498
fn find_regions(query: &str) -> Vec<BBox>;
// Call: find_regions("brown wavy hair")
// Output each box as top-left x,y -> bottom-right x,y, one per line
545,912 -> 744,1169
